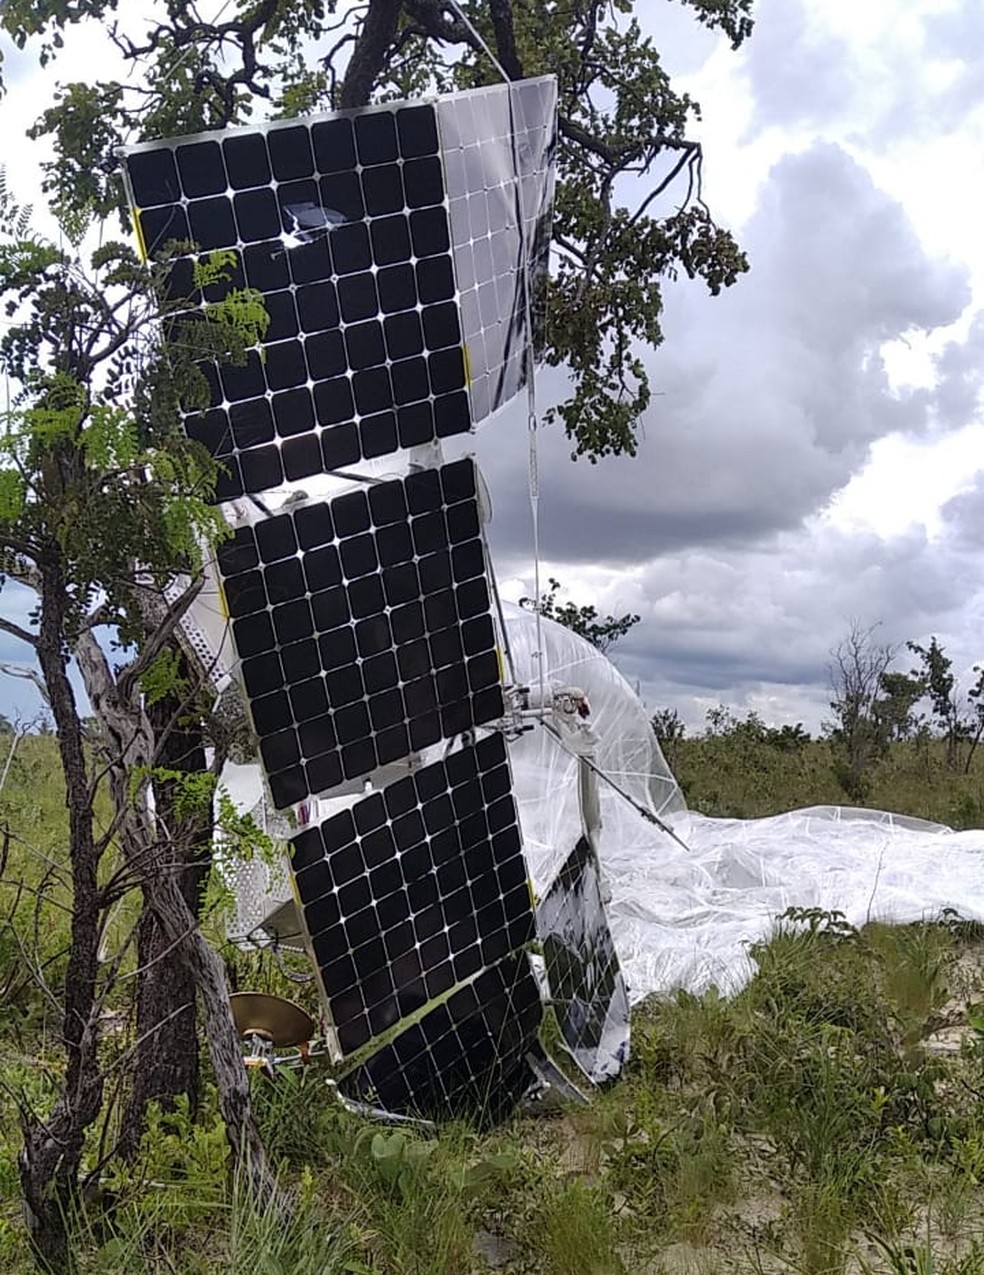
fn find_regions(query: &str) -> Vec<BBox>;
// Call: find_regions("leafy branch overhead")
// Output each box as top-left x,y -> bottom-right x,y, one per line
520,577 -> 640,654
7,0 -> 751,462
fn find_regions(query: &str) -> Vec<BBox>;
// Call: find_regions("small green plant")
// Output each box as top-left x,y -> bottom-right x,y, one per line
220,1171 -> 359,1275
791,1177 -> 855,1275
99,1094 -> 229,1226
663,1113 -> 735,1243
536,1178 -> 625,1275
867,920 -> 954,1048
338,1124 -> 519,1275
862,1229 -> 938,1275
250,1066 -> 345,1171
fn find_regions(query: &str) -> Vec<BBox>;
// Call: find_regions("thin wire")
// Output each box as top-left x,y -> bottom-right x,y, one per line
442,4 -> 512,82
445,0 -> 547,716
542,720 -> 693,854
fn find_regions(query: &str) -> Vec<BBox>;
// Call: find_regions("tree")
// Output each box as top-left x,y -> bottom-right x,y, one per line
907,638 -> 984,774
701,705 -> 809,750
652,707 -> 686,745
0,183 -> 275,1269
826,621 -> 897,802
967,665 -> 984,774
520,576 -> 640,654
651,706 -> 686,769
6,0 -> 751,462
116,661 -> 212,1161
908,638 -> 960,768
873,670 -> 925,743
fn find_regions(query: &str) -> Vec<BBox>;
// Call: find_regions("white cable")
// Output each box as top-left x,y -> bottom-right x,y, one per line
542,720 -> 693,854
442,3 -> 512,83
0,727 -> 24,796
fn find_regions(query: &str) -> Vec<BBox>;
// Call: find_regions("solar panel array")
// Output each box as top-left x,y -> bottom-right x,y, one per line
290,734 -> 536,1056
214,458 -> 503,809
118,80 -> 609,1122
537,836 -> 630,1083
119,79 -> 557,501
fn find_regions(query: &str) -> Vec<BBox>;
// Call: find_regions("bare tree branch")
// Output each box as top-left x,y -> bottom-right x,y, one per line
115,573 -> 203,701
401,0 -> 480,49
0,617 -> 37,648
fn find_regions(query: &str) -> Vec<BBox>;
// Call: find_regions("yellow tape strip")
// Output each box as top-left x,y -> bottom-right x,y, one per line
131,208 -> 148,264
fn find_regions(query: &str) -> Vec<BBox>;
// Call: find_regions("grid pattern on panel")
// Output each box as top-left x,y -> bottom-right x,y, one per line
120,103 -> 472,500
537,836 -> 630,1084
216,458 -> 504,809
338,952 -> 542,1124
437,77 -> 557,425
289,734 -> 535,1056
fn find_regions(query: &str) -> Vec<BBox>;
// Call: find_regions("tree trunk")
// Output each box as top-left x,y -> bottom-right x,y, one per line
73,630 -> 283,1207
19,557 -> 106,1273
488,0 -> 524,79
339,0 -> 402,108
118,671 -> 211,1160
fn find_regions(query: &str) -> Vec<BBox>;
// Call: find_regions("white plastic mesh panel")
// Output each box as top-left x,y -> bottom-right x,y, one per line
500,605 -> 984,1003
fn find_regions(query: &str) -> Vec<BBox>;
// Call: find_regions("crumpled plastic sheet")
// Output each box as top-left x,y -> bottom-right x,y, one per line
501,603 -> 984,1003
605,807 -> 984,1000
220,599 -> 984,1006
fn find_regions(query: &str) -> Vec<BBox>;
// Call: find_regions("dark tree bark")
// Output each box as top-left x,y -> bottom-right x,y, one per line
74,629 -> 282,1208
18,554 -> 105,1274
488,0 -> 523,78
339,0 -> 403,108
118,662 -> 211,1160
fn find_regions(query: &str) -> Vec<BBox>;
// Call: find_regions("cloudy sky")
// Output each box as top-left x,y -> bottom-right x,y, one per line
1,0 -> 982,734
472,0 -> 984,732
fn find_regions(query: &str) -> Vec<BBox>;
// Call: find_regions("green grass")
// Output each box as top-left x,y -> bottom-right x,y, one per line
670,733 -> 984,826
4,733 -> 984,1272
4,917 -> 984,1274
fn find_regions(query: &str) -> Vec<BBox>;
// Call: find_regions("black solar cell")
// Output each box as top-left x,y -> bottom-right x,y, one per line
216,459 -> 504,808
119,80 -> 557,500
337,950 -> 542,1123
290,734 -> 534,1056
121,103 -> 469,498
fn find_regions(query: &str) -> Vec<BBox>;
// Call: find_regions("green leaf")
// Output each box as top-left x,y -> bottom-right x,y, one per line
138,647 -> 185,705
0,468 -> 25,523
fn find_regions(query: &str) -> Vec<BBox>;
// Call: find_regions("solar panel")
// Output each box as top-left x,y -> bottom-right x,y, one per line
118,81 -> 577,1123
289,733 -> 535,1057
215,458 -> 504,808
118,79 -> 557,500
436,79 -> 557,424
537,836 -> 630,1083
337,951 -> 542,1124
